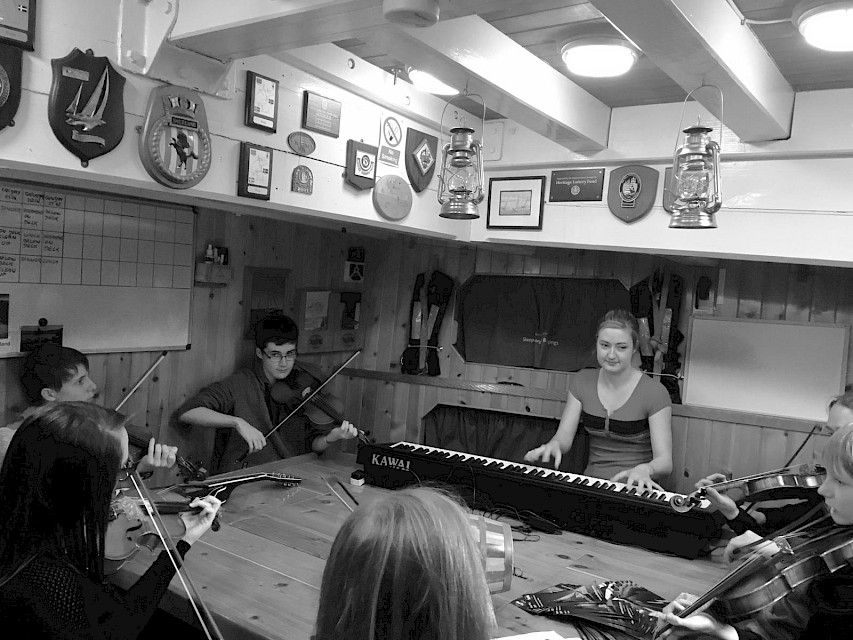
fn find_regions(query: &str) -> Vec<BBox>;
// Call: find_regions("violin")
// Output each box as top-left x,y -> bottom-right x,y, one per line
656,525 -> 853,637
271,364 -> 347,427
104,494 -> 197,575
670,463 -> 826,513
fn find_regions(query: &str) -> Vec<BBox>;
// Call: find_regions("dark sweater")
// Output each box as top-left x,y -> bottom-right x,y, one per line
0,540 -> 191,640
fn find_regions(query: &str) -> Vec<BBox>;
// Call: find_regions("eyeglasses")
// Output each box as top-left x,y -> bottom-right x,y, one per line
263,349 -> 298,363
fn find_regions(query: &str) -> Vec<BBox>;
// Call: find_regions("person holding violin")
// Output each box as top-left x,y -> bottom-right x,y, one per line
176,313 -> 358,474
0,344 -> 177,476
656,421 -> 853,640
0,401 -> 221,638
693,390 -> 853,561
524,309 -> 673,491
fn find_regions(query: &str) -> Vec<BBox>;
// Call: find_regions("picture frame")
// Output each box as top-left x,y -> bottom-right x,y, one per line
244,71 -> 279,132
302,90 -> 342,138
486,176 -> 546,230
237,141 -> 273,200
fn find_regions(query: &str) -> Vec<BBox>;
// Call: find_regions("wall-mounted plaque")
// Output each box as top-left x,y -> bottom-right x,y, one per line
244,71 -> 278,132
287,131 -> 315,156
607,165 -> 658,223
345,139 -> 377,190
237,141 -> 273,200
0,0 -> 36,51
302,90 -> 341,138
549,168 -> 604,202
291,165 -> 313,194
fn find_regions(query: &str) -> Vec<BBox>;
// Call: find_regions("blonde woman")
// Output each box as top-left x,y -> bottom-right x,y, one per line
313,487 -> 495,640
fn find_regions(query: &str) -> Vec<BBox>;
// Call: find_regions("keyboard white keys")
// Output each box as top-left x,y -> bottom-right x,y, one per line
390,441 -> 709,507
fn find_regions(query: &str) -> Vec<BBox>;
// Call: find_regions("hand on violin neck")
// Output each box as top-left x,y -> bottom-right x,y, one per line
703,487 -> 740,520
136,437 -> 179,475
180,494 -> 223,545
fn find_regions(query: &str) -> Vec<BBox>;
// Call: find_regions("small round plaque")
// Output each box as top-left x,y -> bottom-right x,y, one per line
373,175 -> 413,221
287,131 -> 316,156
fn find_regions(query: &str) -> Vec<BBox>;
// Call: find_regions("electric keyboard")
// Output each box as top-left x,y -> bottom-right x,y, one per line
357,442 -> 724,559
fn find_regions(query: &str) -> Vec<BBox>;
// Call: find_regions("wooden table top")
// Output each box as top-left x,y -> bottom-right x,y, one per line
112,450 -> 731,640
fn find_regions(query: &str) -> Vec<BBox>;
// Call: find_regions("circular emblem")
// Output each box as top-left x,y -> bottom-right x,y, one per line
373,174 -> 413,221
147,116 -> 212,187
382,116 -> 402,147
570,185 -> 580,196
287,131 -> 316,156
619,173 -> 641,204
0,62 -> 10,110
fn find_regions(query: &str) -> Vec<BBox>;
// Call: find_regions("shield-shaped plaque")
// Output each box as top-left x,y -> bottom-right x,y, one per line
138,85 -> 212,189
607,165 -> 659,223
0,43 -> 22,131
48,48 -> 126,167
405,128 -> 438,193
345,139 -> 377,191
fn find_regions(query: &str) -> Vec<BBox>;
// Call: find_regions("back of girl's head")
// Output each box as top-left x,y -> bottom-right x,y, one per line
314,487 -> 493,640
830,389 -> 853,413
596,309 -> 640,349
823,422 -> 853,482
0,402 -> 126,579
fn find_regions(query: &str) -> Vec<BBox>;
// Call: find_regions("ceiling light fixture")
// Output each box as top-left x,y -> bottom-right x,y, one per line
407,67 -> 459,96
560,36 -> 639,78
383,0 -> 439,27
793,1 -> 853,51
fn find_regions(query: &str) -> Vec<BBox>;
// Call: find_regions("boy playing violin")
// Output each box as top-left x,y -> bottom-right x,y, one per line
657,421 -> 853,640
0,344 -> 177,475
176,314 -> 358,474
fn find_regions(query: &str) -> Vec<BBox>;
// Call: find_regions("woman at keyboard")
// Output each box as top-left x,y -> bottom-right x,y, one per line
524,309 -> 672,492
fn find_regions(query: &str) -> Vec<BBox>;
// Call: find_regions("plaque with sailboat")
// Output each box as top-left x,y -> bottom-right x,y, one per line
48,48 -> 126,167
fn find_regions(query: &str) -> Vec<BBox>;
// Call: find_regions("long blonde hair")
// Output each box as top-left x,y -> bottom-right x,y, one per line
314,487 -> 494,640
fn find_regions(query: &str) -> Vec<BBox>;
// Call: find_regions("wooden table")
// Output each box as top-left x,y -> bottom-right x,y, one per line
113,451 -> 731,640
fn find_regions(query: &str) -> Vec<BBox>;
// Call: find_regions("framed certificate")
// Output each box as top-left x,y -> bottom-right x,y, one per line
302,90 -> 341,138
238,142 -> 273,200
244,71 -> 278,132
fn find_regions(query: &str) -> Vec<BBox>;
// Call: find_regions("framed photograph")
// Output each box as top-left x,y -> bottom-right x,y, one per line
486,176 -> 546,230
244,71 -> 279,132
302,90 -> 341,138
237,142 -> 273,200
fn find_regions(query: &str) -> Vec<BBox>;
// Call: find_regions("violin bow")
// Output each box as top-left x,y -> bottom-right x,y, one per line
235,350 -> 361,465
115,351 -> 168,412
129,471 -> 225,640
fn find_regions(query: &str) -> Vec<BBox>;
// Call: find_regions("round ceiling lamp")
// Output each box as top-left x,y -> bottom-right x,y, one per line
383,0 -> 440,27
560,36 -> 639,78
793,1 -> 853,51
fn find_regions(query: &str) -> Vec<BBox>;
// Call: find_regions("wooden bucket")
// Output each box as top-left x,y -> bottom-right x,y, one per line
468,514 -> 513,594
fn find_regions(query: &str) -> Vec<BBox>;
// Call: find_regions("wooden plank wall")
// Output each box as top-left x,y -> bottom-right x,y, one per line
0,205 -> 849,491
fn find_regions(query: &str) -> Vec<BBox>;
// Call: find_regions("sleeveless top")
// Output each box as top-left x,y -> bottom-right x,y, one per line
569,368 -> 671,480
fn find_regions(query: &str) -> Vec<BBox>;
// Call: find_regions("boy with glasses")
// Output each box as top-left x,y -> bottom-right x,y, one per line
177,314 -> 358,473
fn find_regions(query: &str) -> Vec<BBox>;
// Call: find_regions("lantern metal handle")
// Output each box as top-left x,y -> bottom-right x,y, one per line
664,84 -> 724,204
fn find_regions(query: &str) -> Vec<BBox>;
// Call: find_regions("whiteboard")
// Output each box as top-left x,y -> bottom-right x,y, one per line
684,316 -> 849,420
0,181 -> 194,355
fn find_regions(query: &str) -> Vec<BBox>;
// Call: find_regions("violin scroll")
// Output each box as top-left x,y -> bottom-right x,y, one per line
670,493 -> 703,514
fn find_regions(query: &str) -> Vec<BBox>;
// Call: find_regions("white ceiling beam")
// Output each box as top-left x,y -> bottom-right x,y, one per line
274,43 -> 466,132
364,15 -> 611,151
589,0 -> 794,142
169,0 -> 521,61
